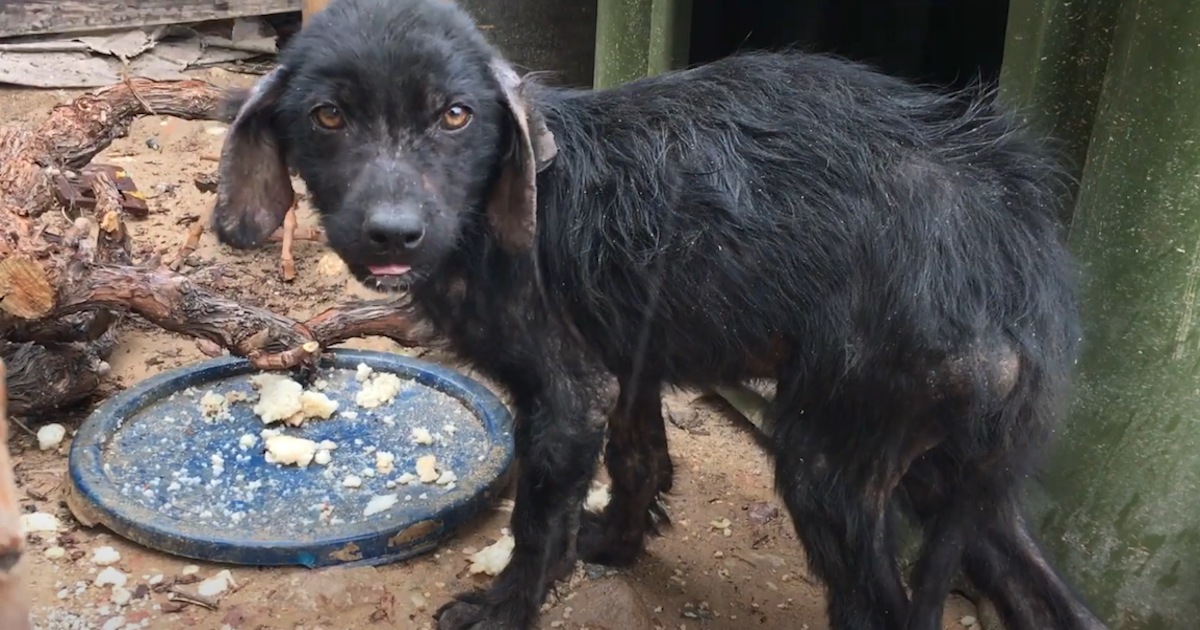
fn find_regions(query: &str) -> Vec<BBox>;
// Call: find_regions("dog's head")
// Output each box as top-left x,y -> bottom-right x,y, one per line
211,0 -> 557,292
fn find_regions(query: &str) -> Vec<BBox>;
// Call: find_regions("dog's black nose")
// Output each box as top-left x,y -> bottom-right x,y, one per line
363,204 -> 425,250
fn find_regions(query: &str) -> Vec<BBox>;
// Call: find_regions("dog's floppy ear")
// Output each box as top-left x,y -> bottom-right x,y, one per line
211,67 -> 295,251
486,58 -> 558,252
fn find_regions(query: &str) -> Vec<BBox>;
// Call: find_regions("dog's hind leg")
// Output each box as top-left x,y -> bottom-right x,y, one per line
436,373 -> 604,630
955,478 -> 1109,630
770,378 -> 912,630
906,353 -> 1108,630
545,501 -> 582,584
956,496 -> 1109,630
899,448 -> 977,630
903,441 -> 1108,630
577,376 -> 673,567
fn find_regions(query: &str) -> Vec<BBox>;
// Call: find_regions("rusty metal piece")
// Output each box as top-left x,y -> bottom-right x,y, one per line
52,164 -> 150,218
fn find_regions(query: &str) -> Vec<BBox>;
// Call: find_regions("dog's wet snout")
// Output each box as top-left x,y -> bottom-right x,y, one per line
363,203 -> 426,251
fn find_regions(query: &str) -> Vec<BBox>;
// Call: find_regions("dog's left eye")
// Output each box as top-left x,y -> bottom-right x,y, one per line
312,105 -> 345,130
440,105 -> 472,131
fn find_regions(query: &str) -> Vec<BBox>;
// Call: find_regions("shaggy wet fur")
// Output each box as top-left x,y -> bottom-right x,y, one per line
209,1 -> 1108,629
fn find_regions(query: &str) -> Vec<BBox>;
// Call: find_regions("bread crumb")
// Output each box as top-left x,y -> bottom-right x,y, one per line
314,450 -> 333,466
250,374 -> 304,423
585,481 -> 611,513
210,453 -> 225,477
468,535 -> 515,576
376,451 -> 396,474
37,423 -> 67,451
356,363 -> 374,382
263,434 -> 320,468
90,544 -> 119,564
197,570 -> 236,597
435,470 -> 457,486
416,455 -> 439,483
199,390 -> 234,423
364,494 -> 399,517
20,512 -> 61,533
397,472 -> 418,485
299,390 -> 339,420
238,433 -> 258,450
317,252 -> 348,277
356,372 -> 403,409
95,566 -> 127,588
411,427 -> 434,445
110,585 -> 132,606
248,373 -> 339,427
343,475 -> 363,489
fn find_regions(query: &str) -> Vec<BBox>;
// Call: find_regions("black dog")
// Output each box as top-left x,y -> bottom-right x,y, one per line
210,1 -> 1107,629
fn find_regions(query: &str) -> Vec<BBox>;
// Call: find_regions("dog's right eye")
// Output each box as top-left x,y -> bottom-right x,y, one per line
312,105 -> 345,130
440,105 -> 472,131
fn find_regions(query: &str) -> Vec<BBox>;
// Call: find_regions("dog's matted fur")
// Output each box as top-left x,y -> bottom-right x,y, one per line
210,1 -> 1107,629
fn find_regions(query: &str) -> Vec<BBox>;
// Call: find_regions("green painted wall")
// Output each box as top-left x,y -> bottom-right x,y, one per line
594,0 -> 690,89
1003,2 -> 1200,628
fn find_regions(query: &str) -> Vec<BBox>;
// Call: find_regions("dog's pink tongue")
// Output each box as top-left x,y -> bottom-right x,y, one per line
369,264 -> 411,276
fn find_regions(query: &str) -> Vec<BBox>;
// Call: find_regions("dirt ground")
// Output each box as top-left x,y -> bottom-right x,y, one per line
1,69 -> 978,630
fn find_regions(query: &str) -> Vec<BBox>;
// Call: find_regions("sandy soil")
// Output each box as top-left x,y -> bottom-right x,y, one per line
0,70 -> 978,630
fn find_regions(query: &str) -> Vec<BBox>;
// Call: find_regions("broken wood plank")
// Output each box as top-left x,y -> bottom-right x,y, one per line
0,0 -> 301,39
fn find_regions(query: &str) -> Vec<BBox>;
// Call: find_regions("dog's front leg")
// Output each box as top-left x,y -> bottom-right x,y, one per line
436,375 -> 604,630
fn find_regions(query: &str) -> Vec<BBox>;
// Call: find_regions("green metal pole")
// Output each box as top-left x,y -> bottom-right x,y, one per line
648,0 -> 691,77
1007,2 -> 1200,628
999,0 -> 1122,207
594,0 -> 653,89
594,0 -> 690,89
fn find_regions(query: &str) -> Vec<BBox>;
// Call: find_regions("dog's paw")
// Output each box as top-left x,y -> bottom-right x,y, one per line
547,544 -> 579,584
435,592 -> 523,630
577,510 -> 641,567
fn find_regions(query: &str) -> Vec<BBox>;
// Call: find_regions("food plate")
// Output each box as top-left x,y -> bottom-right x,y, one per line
66,348 -> 514,568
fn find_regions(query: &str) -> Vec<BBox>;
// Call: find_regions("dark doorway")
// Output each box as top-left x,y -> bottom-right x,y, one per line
688,0 -> 1011,89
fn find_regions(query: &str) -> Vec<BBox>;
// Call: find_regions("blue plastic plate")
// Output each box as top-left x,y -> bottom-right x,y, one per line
67,349 -> 514,568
